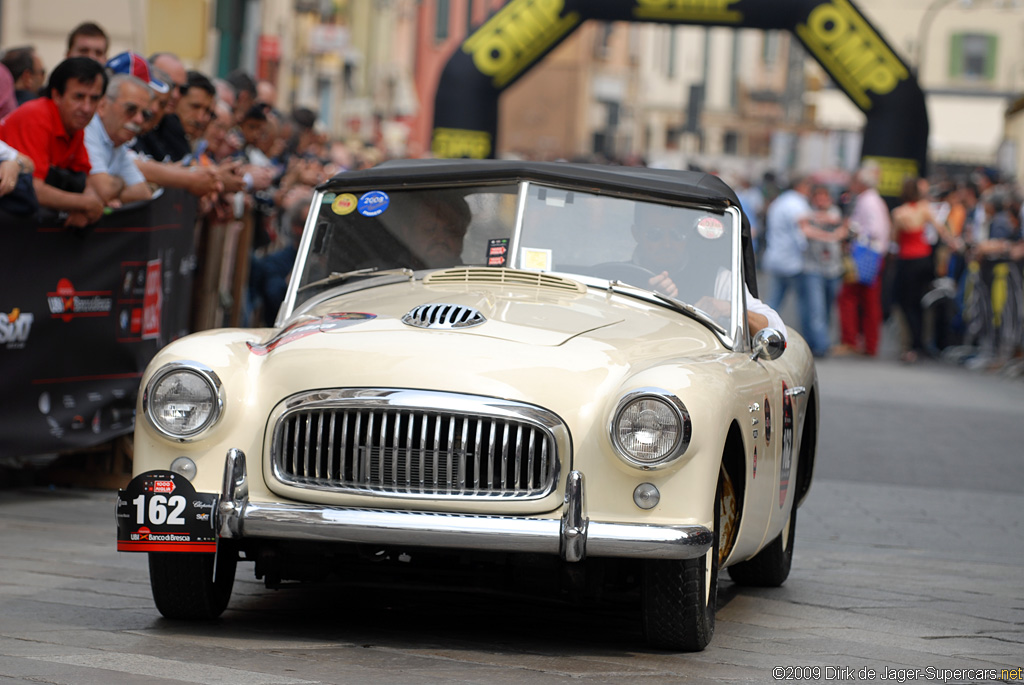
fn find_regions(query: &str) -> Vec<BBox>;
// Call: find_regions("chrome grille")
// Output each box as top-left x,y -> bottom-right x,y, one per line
270,390 -> 563,499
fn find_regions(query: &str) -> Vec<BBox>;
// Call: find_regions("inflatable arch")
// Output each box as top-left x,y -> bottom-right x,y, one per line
431,0 -> 928,204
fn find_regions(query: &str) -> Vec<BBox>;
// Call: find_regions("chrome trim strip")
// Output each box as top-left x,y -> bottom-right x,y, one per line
219,455 -> 710,561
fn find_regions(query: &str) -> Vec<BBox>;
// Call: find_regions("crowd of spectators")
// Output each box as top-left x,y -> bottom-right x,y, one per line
750,162 -> 1024,365
0,21 -> 388,327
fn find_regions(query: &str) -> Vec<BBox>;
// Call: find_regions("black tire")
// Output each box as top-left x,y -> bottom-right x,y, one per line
148,550 -> 237,620
641,475 -> 721,652
727,506 -> 796,588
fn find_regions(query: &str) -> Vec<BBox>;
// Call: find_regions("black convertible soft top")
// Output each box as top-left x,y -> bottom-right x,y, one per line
320,159 -> 760,297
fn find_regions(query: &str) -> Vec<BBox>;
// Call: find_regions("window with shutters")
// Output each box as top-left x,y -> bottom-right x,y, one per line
949,32 -> 997,82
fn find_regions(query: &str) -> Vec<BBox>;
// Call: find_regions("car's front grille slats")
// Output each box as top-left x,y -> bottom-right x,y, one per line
272,397 -> 561,500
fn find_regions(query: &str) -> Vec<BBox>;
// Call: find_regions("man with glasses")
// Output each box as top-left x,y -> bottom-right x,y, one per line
84,73 -> 154,206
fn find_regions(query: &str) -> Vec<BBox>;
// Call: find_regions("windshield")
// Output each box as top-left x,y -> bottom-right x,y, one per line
291,182 -> 741,335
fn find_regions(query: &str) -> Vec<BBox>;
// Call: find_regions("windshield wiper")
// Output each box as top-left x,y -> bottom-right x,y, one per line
606,280 -> 727,334
297,267 -> 415,294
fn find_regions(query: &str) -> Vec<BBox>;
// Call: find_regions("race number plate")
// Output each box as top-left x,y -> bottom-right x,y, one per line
116,470 -> 218,552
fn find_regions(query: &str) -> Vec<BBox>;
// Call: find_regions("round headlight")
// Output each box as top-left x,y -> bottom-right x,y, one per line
611,389 -> 690,468
144,362 -> 223,440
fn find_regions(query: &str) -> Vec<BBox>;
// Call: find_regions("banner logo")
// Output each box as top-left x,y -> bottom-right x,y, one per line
142,260 -> 162,340
861,156 -> 919,198
0,308 -> 34,349
432,128 -> 492,159
633,0 -> 742,23
462,0 -> 581,88
795,0 -> 908,110
47,278 -> 113,322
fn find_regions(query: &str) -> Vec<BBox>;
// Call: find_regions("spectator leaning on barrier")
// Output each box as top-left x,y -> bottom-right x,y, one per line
66,22 -> 109,63
84,73 -> 154,206
133,54 -> 189,162
0,63 -> 18,119
150,53 -> 186,115
2,46 -> 45,105
225,69 -> 257,123
0,57 -> 107,228
175,71 -> 216,158
0,139 -> 34,199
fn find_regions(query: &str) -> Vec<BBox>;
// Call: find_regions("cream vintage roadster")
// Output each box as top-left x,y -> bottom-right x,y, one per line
117,160 -> 818,651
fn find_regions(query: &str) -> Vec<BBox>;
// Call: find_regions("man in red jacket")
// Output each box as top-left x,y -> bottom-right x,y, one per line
0,57 -> 107,227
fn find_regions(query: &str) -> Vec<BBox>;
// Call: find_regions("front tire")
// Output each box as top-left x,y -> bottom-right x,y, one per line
641,474 -> 721,651
148,549 -> 237,620
727,506 -> 796,587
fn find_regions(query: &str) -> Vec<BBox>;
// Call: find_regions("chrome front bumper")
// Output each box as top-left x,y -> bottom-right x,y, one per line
217,448 -> 711,562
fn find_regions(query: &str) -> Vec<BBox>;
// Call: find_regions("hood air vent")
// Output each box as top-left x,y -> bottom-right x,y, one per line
402,303 -> 486,330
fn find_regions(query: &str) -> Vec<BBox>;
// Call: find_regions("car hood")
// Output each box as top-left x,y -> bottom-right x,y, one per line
266,273 -> 719,353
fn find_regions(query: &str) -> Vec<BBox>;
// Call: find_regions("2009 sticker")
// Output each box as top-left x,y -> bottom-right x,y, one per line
357,191 -> 390,217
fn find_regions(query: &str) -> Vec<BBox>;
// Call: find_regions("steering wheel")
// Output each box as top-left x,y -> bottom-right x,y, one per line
590,262 -> 658,285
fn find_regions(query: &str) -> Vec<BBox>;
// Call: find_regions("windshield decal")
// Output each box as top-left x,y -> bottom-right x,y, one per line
487,238 -> 509,267
357,191 -> 390,217
247,312 -> 377,356
696,216 -> 724,240
332,193 -> 358,215
520,247 -> 552,272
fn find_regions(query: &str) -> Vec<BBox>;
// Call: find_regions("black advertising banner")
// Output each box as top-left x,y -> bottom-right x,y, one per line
0,189 -> 198,459
432,0 -> 928,203
116,470 -> 218,553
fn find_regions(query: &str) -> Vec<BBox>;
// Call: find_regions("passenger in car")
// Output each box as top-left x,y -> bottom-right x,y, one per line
386,192 -> 472,269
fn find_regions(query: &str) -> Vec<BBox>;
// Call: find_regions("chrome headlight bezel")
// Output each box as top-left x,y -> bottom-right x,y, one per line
143,361 -> 224,441
609,388 -> 691,469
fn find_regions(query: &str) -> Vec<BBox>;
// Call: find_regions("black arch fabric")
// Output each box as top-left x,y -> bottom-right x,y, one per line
432,0 -> 928,204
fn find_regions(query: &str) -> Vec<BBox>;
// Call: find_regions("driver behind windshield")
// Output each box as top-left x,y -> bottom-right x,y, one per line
387,193 -> 471,269
632,203 -> 786,339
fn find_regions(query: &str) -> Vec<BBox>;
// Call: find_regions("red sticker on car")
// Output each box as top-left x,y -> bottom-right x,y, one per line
696,216 -> 724,239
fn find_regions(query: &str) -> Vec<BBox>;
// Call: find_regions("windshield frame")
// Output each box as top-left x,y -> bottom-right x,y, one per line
280,183 -> 750,350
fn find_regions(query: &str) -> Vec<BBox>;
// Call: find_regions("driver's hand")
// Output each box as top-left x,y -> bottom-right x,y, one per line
649,271 -> 678,298
695,295 -> 730,322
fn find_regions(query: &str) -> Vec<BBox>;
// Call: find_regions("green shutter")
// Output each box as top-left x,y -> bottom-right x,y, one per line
949,33 -> 963,78
984,35 -> 998,80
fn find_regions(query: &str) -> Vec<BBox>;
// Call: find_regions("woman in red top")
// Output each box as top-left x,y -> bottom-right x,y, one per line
890,176 -> 960,363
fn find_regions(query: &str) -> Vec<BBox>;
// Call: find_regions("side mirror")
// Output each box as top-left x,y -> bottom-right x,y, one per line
751,328 -> 786,361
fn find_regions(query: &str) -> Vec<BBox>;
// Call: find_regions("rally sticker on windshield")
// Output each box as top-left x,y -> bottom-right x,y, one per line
696,216 -> 724,239
520,247 -> 552,272
358,191 -> 390,217
487,238 -> 509,267
116,470 -> 217,553
332,193 -> 358,215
